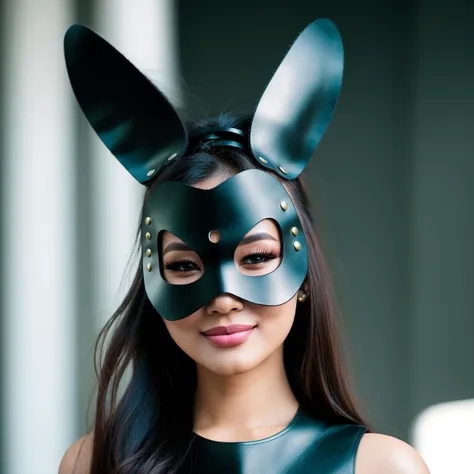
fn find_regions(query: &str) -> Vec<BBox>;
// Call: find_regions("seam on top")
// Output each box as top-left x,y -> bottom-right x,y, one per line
351,427 -> 369,474
195,407 -> 302,446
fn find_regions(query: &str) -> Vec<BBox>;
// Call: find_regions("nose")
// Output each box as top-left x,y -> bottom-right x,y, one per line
205,293 -> 244,316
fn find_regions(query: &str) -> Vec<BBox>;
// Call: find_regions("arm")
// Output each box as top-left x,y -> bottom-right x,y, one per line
356,433 -> 430,474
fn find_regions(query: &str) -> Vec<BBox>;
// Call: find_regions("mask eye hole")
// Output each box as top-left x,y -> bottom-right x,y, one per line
233,219 -> 282,277
159,230 -> 204,285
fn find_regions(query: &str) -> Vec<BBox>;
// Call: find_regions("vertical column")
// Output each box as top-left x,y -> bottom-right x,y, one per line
89,0 -> 181,331
71,0 -> 182,435
1,1 -> 75,473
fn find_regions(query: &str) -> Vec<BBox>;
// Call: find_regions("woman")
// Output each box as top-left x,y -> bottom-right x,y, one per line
59,20 -> 430,474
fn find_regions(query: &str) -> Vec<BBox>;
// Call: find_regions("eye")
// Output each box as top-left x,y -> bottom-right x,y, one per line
239,249 -> 280,266
164,259 -> 201,273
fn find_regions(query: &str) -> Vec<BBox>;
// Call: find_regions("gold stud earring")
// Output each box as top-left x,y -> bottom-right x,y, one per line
298,291 -> 308,303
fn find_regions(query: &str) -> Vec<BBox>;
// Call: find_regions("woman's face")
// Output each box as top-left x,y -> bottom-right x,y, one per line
160,173 -> 298,376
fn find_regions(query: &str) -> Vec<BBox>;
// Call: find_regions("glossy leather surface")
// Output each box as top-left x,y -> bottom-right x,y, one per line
64,18 -> 343,185
184,408 -> 367,473
64,24 -> 188,184
143,169 -> 307,320
250,18 -> 344,180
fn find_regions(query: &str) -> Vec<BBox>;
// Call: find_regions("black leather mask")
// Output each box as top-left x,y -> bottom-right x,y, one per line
64,19 -> 344,320
142,169 -> 307,320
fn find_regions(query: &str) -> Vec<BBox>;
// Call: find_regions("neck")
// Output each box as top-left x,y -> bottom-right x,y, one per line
193,346 -> 299,436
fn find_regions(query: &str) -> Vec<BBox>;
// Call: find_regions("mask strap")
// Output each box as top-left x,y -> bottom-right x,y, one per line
190,127 -> 249,152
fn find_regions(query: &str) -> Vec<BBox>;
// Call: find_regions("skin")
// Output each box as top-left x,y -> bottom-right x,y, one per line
161,173 -> 300,440
58,173 -> 430,473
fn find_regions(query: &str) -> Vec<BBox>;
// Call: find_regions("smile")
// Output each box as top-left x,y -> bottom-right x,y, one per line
201,324 -> 257,347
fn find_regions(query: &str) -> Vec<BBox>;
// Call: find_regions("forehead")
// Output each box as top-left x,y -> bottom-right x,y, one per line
192,172 -> 231,190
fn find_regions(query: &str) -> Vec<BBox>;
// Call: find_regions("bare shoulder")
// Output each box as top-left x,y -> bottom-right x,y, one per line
58,432 -> 93,474
355,433 -> 430,474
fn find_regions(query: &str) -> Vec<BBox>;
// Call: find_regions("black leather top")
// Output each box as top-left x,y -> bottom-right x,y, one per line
184,407 -> 367,473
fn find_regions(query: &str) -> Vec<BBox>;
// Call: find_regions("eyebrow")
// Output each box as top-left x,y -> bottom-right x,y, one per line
239,232 -> 278,246
162,232 -> 278,256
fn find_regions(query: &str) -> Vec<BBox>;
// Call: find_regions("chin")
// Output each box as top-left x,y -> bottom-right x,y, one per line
201,353 -> 264,376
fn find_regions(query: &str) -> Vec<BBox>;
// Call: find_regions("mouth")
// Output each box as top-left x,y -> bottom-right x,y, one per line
201,324 -> 257,347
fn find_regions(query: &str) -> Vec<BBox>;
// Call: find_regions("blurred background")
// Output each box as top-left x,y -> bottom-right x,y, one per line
1,0 -> 473,473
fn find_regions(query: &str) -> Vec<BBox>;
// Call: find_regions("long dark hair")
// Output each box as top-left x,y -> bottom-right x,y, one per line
87,114 -> 370,474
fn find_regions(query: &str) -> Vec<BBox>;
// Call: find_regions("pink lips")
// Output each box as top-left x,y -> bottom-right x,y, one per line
202,324 -> 256,347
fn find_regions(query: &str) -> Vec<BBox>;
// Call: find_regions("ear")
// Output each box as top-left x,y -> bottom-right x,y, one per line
64,24 -> 187,185
250,18 -> 344,179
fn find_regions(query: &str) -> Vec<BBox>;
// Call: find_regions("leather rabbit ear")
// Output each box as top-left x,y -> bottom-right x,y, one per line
64,24 -> 187,184
250,18 -> 344,179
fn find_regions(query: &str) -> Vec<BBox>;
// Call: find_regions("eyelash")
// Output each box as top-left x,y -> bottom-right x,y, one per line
240,248 -> 280,266
163,248 -> 281,272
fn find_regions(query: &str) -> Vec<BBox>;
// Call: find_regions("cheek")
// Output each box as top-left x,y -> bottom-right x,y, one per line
255,297 -> 297,343
162,311 -> 202,354
161,297 -> 298,376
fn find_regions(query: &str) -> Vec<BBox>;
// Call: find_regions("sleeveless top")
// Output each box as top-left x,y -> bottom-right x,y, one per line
184,407 -> 368,473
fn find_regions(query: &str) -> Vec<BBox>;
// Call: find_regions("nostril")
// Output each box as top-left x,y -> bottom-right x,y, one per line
206,293 -> 244,315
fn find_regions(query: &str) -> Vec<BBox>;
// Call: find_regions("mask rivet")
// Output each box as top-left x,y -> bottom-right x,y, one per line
146,263 -> 152,272
168,152 -> 178,161
145,217 -> 152,225
147,169 -> 157,177
145,232 -> 152,240
146,249 -> 152,257
293,241 -> 301,251
258,156 -> 268,164
280,200 -> 289,211
278,166 -> 288,174
291,226 -> 299,236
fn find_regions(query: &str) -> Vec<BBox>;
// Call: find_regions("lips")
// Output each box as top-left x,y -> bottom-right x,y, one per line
202,324 -> 256,336
202,325 -> 257,348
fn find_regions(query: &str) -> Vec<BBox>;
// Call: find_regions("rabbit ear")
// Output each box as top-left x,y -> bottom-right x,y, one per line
64,24 -> 187,184
250,18 -> 344,179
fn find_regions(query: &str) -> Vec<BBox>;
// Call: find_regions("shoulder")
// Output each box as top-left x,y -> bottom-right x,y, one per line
355,433 -> 430,474
58,432 -> 93,474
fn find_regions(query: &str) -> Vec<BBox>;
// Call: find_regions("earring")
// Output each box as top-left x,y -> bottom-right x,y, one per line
297,290 -> 309,303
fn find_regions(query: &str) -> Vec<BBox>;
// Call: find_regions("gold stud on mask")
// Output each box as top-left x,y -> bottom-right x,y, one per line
208,230 -> 221,244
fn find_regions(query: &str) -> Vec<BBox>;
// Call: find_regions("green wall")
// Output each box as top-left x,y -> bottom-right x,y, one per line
177,0 -> 474,440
